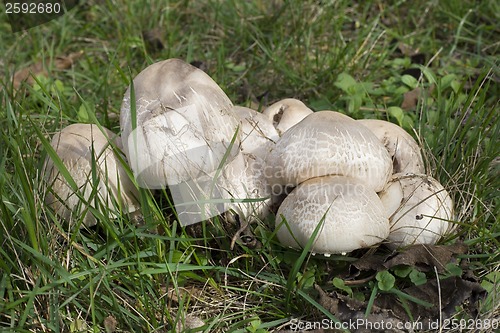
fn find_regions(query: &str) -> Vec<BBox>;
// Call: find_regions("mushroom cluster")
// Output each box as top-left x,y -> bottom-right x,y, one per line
43,58 -> 455,254
268,113 -> 455,255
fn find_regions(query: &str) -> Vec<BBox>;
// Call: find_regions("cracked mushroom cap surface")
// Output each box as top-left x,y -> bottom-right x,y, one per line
275,175 -> 390,255
120,58 -> 241,188
44,124 -> 140,227
262,98 -> 313,136
233,106 -> 278,159
357,119 -> 425,175
169,152 -> 272,226
219,152 -> 272,221
378,173 -> 455,248
265,111 -> 393,192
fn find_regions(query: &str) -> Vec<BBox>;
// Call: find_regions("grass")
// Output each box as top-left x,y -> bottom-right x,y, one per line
0,0 -> 498,332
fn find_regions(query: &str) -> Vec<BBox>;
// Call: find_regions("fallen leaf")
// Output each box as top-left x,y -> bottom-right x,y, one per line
349,253 -> 390,276
403,275 -> 486,318
375,275 -> 486,325
103,315 -> 117,333
315,284 -> 407,333
384,243 -> 468,273
315,273 -> 486,332
395,42 -> 421,57
11,51 -> 84,91
175,314 -> 205,331
12,62 -> 47,90
401,83 -> 435,110
165,286 -> 204,304
401,87 -> 421,110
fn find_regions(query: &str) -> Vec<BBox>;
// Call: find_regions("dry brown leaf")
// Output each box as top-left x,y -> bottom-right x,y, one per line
396,43 -> 420,57
375,275 -> 486,326
12,50 -> 84,90
175,314 -> 205,332
349,253 -> 390,276
401,84 -> 435,110
315,272 -> 486,332
103,315 -> 117,333
401,87 -> 421,110
315,285 -> 407,333
383,243 -> 468,273
310,243 -> 486,332
12,62 -> 47,90
403,276 -> 486,318
165,286 -> 204,303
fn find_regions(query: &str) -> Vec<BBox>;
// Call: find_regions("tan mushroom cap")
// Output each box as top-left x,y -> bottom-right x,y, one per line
262,98 -> 313,136
232,106 -> 278,159
120,58 -> 241,188
44,124 -> 140,227
265,111 -> 393,192
378,173 -> 455,248
357,119 -> 425,175
276,175 -> 390,255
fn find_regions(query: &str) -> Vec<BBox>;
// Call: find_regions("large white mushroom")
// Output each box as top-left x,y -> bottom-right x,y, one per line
120,58 -> 241,189
265,111 -> 393,192
357,119 -> 425,175
378,173 -> 455,248
262,98 -> 313,136
44,124 -> 140,227
275,175 -> 390,255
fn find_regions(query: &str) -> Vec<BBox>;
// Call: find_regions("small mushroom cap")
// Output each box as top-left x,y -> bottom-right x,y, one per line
265,111 -> 393,192
357,119 -> 425,175
262,98 -> 313,136
120,58 -> 241,188
378,173 -> 455,248
275,175 -> 390,255
233,106 -> 279,159
44,124 -> 140,227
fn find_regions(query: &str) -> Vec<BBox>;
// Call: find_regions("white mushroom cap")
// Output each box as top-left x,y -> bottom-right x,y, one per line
120,58 -> 241,188
378,173 -> 455,248
232,106 -> 279,159
44,124 -> 140,227
275,175 -> 390,255
262,98 -> 313,136
357,119 -> 425,175
219,152 -> 272,221
170,152 -> 271,225
265,111 -> 393,192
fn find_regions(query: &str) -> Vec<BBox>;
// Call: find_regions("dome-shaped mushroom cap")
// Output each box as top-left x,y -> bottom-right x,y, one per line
276,175 -> 390,255
262,98 -> 313,136
120,58 -> 241,188
44,124 -> 140,227
378,173 -> 455,248
357,119 -> 425,175
265,111 -> 393,192
232,106 -> 278,159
